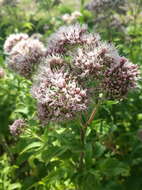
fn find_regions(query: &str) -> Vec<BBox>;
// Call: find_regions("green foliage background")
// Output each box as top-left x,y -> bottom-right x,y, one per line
0,0 -> 142,189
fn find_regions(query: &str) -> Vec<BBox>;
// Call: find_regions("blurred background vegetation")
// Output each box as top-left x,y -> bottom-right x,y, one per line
0,0 -> 142,189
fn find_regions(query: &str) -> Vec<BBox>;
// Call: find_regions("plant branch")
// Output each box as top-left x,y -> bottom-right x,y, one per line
85,101 -> 101,129
78,101 -> 101,170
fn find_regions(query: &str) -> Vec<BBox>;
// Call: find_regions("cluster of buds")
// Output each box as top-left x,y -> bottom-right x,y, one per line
32,65 -> 88,123
4,33 -> 29,54
9,119 -> 26,136
4,33 -> 46,78
102,58 -> 139,99
46,24 -> 99,54
86,0 -> 126,33
72,39 -> 139,100
86,0 -> 125,13
73,42 -> 120,78
4,24 -> 139,124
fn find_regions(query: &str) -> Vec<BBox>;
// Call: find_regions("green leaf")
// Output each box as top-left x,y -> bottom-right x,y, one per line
20,142 -> 43,155
85,143 -> 93,168
8,183 -> 21,190
99,158 -> 130,177
94,142 -> 106,158
42,146 -> 68,163
14,107 -> 29,114
22,22 -> 33,30
105,100 -> 119,106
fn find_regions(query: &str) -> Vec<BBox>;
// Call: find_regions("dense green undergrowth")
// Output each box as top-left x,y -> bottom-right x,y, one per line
0,0 -> 142,189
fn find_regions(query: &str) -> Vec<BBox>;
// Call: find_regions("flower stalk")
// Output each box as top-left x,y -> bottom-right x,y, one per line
78,102 -> 100,171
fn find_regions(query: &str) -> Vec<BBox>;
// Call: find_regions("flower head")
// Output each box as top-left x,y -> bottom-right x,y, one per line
8,38 -> 46,78
32,66 -> 88,123
73,41 -> 120,77
73,40 -> 139,100
4,33 -> 29,54
103,58 -> 139,99
86,0 -> 125,12
46,24 -> 88,54
9,119 -> 25,136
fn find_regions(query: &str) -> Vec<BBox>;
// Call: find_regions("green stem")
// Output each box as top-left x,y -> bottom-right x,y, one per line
78,125 -> 85,170
0,135 -> 14,162
86,102 -> 100,127
78,102 -> 100,170
80,0 -> 85,11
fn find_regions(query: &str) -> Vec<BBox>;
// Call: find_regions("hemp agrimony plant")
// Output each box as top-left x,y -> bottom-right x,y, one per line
4,23 -> 139,189
4,24 -> 139,123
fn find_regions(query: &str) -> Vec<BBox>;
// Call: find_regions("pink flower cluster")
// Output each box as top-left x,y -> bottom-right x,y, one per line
73,42 -> 119,78
4,24 -> 139,124
46,24 -> 99,55
32,66 -> 88,123
9,119 -> 25,136
73,40 -> 139,99
4,33 -> 29,54
103,58 -> 139,99
86,0 -> 125,12
4,33 -> 45,78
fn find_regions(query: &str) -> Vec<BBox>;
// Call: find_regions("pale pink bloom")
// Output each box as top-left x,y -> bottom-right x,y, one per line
103,58 -> 139,99
46,24 -> 88,54
32,67 -> 88,123
9,119 -> 25,136
4,33 -> 29,54
8,38 -> 46,78
73,41 -> 119,77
